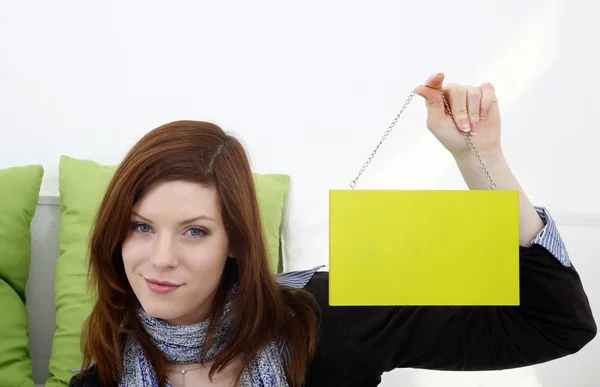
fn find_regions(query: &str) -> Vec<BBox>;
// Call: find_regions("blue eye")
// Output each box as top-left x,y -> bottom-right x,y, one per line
132,222 -> 152,233
186,227 -> 207,237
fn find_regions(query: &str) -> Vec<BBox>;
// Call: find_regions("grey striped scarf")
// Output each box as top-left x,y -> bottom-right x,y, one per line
118,266 -> 323,387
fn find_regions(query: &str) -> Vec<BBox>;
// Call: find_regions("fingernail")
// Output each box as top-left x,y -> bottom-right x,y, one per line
470,131 -> 478,136
428,72 -> 441,81
460,120 -> 471,132
480,110 -> 488,120
471,122 -> 479,132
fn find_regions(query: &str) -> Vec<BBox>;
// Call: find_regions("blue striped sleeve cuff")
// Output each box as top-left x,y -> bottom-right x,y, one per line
526,206 -> 571,267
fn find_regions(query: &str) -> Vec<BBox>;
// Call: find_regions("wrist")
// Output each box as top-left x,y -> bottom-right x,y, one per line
453,149 -> 513,191
453,148 -> 505,169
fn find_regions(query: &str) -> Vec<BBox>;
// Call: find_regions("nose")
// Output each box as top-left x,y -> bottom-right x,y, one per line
150,234 -> 179,269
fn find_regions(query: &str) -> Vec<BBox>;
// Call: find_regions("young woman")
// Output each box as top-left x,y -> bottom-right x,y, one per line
69,73 -> 596,387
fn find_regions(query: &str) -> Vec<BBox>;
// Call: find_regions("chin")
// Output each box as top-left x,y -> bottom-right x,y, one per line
133,284 -> 211,325
139,299 -> 183,321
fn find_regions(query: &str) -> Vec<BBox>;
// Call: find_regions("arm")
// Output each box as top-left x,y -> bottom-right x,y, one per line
454,151 -> 570,266
454,152 -> 544,246
314,242 -> 595,372
321,153 -> 593,370
331,73 -> 599,371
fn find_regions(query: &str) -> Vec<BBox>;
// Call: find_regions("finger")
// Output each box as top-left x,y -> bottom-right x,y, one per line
414,73 -> 446,121
424,72 -> 444,90
466,86 -> 481,135
445,83 -> 470,132
479,82 -> 498,120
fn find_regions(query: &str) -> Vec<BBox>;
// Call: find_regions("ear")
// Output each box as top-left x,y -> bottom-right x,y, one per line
227,248 -> 236,258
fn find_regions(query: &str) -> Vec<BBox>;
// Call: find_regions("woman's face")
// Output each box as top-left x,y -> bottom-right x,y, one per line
122,180 -> 234,326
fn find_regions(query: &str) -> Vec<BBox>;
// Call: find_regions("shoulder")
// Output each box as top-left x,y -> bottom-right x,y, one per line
301,270 -> 395,322
69,334 -> 127,386
68,365 -> 110,387
297,271 -> 389,384
301,270 -> 412,357
303,270 -> 328,296
277,266 -> 330,311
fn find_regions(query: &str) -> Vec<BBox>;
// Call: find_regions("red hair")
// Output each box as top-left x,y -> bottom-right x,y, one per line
80,121 -> 318,386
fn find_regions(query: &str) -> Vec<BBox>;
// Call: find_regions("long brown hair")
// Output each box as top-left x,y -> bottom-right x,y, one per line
80,121 -> 318,386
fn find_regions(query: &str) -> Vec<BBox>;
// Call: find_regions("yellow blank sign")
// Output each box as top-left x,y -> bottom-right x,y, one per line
329,190 -> 520,306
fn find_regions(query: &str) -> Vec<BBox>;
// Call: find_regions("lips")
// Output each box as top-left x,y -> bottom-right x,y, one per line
145,278 -> 182,294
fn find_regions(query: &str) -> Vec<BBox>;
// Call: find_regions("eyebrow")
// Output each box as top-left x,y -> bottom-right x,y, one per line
131,211 -> 216,225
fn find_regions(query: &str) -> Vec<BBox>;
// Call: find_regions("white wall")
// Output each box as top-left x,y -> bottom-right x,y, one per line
2,0 -> 599,386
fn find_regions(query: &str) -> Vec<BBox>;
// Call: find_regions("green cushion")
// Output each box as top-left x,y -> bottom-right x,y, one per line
46,155 -> 290,386
252,172 -> 291,273
0,164 -> 44,387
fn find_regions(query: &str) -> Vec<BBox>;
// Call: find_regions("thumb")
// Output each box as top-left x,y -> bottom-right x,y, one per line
414,73 -> 447,121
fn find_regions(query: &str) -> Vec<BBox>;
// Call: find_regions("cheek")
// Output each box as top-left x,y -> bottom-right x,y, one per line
121,238 -> 148,272
181,241 -> 229,275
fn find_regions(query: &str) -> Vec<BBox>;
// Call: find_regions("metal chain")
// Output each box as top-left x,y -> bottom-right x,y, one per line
349,85 -> 496,190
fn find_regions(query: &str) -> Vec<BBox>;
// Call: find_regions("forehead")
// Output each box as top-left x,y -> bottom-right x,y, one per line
132,180 -> 221,219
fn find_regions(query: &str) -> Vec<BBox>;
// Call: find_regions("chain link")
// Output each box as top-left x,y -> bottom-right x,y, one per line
349,85 -> 496,190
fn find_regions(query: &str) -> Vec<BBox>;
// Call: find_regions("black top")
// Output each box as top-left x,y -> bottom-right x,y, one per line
69,244 -> 596,387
